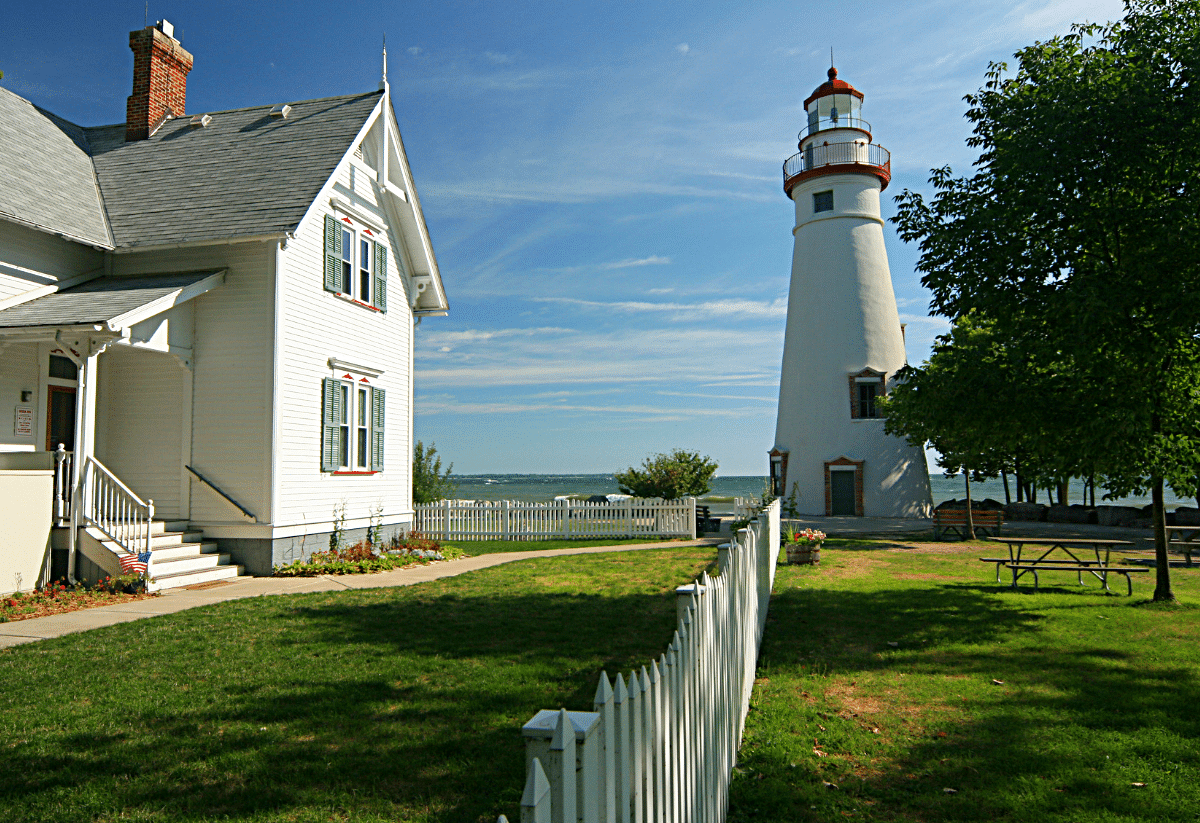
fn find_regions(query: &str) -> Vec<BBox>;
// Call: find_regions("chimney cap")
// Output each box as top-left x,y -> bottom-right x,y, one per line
156,19 -> 174,38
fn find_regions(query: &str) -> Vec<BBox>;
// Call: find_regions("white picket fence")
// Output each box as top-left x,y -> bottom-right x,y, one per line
414,498 -> 697,541
732,497 -> 760,522
501,500 -> 781,823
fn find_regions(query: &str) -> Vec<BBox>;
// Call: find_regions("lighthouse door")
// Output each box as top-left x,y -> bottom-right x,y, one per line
830,470 -> 856,516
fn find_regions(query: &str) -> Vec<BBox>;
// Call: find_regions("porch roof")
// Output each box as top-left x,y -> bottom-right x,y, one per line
0,270 -> 224,330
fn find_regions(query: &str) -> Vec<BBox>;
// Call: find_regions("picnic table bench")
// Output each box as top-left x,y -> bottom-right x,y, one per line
933,508 -> 1003,540
982,537 -> 1146,595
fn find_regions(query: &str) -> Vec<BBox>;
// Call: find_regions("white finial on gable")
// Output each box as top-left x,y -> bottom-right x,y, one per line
380,35 -> 389,92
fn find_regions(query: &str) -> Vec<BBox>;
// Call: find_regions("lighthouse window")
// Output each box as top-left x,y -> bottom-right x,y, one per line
813,190 -> 834,213
858,383 -> 879,418
849,370 -> 886,419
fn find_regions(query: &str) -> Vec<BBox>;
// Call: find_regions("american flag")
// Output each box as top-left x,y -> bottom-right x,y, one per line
119,550 -> 152,575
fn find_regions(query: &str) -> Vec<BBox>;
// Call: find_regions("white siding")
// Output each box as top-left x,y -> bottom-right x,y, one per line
0,343 -> 41,452
0,219 -> 103,300
112,243 -> 276,526
273,156 -> 415,533
95,346 -> 187,519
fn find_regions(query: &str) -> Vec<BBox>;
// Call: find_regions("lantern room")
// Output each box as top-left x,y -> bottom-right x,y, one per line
802,66 -> 867,143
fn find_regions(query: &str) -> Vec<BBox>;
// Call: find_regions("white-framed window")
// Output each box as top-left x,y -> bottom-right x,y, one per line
324,214 -> 388,312
322,376 -> 385,472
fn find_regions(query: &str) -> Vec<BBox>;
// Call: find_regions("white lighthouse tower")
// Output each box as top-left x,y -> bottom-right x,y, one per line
770,66 -> 931,517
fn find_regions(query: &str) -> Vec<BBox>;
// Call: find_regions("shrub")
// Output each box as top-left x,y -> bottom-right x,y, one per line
413,441 -> 457,504
615,449 -> 718,500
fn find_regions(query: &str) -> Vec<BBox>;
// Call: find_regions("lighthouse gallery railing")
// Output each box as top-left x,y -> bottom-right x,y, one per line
783,141 -> 891,182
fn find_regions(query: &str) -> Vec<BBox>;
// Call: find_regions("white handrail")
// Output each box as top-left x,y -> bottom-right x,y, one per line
81,456 -> 155,567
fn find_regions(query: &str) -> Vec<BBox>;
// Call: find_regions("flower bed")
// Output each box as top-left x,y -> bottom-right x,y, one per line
274,532 -> 463,577
1,576 -> 155,623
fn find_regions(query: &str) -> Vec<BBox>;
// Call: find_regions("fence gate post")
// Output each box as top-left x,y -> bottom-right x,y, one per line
443,498 -> 451,542
503,500 -> 511,542
689,497 -> 697,539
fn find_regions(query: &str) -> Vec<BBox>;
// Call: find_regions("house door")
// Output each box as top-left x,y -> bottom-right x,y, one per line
830,470 -> 856,515
46,385 -> 76,452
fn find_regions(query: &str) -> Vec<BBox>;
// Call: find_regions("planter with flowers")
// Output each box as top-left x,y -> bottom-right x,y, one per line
784,527 -> 825,565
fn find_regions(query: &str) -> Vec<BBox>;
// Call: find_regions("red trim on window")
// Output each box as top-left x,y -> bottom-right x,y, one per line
363,228 -> 374,236
331,470 -> 380,476
359,377 -> 370,383
341,217 -> 353,225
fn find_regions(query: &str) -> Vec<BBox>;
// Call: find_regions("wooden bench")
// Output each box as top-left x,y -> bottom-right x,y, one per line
979,556 -> 1108,582
695,505 -> 720,534
1004,563 -> 1149,596
933,508 -> 1003,540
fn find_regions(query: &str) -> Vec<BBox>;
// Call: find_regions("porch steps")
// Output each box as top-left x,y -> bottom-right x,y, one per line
80,522 -> 243,592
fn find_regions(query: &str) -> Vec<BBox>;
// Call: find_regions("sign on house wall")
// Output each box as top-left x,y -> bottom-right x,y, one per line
14,407 -> 33,437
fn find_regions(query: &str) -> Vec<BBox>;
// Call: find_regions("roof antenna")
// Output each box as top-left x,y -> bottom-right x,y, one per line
144,1 -> 148,27
380,34 -> 389,92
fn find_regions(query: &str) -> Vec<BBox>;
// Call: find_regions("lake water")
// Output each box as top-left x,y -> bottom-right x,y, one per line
450,473 -> 1190,510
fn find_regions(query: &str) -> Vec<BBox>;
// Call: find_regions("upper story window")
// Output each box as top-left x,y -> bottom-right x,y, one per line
813,190 -> 834,213
324,214 -> 388,312
848,369 -> 886,419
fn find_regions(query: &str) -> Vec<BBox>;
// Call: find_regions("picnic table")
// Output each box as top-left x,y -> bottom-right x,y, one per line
1167,527 -> 1199,567
981,537 -> 1146,595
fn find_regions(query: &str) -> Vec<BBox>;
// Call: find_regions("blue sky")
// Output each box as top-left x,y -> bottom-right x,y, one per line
1,0 -> 1125,475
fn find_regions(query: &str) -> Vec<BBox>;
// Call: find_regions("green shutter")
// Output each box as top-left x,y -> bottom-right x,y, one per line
323,215 -> 341,293
321,378 -> 341,471
370,387 -> 385,471
373,243 -> 388,312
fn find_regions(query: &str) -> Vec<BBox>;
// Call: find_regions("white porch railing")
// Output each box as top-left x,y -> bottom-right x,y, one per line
80,456 -> 155,563
414,498 -> 697,541
502,500 -> 781,823
53,444 -> 73,527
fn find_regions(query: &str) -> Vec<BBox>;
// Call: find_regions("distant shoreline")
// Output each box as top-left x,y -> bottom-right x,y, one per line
446,473 -> 1191,510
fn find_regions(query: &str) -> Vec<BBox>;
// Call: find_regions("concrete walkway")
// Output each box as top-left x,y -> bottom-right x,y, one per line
0,538 -> 726,650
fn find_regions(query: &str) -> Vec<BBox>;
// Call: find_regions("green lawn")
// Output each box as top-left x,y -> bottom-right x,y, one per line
730,538 -> 1200,822
0,545 -> 717,823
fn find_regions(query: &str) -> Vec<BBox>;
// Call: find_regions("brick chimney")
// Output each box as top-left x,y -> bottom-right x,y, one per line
125,20 -> 193,141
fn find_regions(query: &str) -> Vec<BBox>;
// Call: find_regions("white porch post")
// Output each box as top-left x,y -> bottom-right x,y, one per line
64,338 -> 102,582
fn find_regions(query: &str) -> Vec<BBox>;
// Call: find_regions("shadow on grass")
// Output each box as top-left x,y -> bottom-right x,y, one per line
732,582 -> 1200,822
0,563 -> 704,823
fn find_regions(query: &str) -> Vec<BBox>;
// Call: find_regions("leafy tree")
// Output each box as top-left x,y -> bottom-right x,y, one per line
891,0 -> 1200,600
615,449 -> 718,500
412,441 -> 457,504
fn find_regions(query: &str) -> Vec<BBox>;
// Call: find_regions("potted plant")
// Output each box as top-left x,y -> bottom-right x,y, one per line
784,527 -> 825,565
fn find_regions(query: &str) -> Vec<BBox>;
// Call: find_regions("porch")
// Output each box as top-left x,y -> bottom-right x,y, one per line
0,271 -> 243,592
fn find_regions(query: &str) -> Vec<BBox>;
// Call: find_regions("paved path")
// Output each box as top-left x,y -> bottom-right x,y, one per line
0,539 -> 725,650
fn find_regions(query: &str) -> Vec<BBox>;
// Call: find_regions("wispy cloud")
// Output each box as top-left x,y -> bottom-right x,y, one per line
531,296 -> 787,320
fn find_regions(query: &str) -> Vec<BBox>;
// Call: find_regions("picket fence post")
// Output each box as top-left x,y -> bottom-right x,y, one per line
594,673 -> 616,823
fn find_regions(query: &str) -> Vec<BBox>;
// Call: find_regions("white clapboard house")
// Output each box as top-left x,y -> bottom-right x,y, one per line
0,21 -> 447,593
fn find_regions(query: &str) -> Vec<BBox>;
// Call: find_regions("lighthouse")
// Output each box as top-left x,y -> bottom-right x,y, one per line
770,67 -> 932,518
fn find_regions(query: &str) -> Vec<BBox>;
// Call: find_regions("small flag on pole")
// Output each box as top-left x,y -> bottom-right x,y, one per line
119,550 -> 151,575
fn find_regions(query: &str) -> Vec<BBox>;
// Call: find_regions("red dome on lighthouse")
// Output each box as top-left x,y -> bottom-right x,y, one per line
803,66 -> 864,109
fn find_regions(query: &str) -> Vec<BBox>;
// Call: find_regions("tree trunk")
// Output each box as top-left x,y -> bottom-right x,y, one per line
965,473 -> 976,541
1015,458 -> 1024,502
1152,476 -> 1175,602
1001,470 -> 1011,505
1057,479 -> 1069,506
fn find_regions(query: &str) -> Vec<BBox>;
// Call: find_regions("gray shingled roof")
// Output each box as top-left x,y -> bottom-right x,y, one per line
0,87 -> 111,248
0,272 -> 219,328
0,88 -> 382,251
86,91 -> 382,249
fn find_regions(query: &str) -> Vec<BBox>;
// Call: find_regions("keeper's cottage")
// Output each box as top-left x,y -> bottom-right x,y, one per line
770,67 -> 930,517
0,21 -> 448,594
